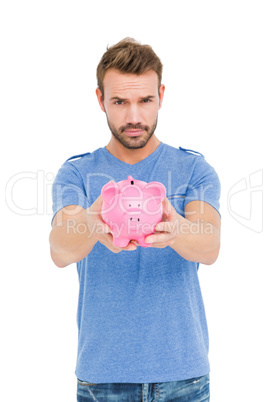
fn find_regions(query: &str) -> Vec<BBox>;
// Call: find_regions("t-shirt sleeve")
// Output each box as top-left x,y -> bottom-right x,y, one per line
51,160 -> 91,224
184,156 -> 221,216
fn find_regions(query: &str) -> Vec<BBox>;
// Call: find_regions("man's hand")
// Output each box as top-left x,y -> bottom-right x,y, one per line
144,197 -> 179,248
50,188 -> 137,267
143,197 -> 221,265
88,194 -> 137,253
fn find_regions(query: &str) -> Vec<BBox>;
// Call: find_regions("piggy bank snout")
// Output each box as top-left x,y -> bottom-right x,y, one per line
124,207 -> 141,214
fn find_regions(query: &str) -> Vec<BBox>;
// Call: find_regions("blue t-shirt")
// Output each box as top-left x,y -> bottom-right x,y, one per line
51,141 -> 221,383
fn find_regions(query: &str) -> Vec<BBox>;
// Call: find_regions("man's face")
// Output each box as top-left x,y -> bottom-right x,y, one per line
96,69 -> 165,149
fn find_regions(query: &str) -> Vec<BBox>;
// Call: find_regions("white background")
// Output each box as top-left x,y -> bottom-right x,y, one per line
1,1 -> 267,401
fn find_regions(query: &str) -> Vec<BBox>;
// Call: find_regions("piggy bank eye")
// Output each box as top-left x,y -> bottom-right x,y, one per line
138,204 -> 140,207
138,218 -> 140,222
130,217 -> 132,221
129,204 -> 131,207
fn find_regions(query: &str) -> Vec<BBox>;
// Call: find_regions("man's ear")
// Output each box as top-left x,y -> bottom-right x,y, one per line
96,88 -> 106,112
158,84 -> 165,109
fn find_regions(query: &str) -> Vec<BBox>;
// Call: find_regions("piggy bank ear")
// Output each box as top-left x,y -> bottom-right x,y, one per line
101,181 -> 121,204
143,182 -> 166,204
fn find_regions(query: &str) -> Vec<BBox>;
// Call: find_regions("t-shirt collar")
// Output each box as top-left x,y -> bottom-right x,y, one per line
102,141 -> 164,168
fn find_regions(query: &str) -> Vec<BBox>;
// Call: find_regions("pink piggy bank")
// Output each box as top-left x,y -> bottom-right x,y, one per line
101,175 -> 166,248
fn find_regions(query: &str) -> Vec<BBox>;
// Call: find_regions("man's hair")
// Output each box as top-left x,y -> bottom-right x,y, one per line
96,37 -> 163,97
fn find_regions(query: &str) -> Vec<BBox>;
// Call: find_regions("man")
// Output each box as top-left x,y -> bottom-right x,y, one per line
49,38 -> 221,401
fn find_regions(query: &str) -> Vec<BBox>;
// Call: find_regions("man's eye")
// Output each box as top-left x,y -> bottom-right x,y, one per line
115,101 -> 124,105
142,98 -> 151,103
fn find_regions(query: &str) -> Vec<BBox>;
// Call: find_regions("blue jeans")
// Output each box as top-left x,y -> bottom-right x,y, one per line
77,374 -> 210,401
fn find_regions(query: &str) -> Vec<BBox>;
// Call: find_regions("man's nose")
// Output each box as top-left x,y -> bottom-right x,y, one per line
125,104 -> 142,125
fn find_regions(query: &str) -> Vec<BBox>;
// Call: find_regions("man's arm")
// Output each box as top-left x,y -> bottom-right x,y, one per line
49,195 -> 137,268
144,198 -> 221,265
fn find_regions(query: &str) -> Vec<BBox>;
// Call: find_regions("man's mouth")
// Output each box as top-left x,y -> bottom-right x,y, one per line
124,129 -> 144,137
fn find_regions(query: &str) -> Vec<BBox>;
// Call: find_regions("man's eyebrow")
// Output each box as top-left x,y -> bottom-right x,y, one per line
109,95 -> 156,101
140,95 -> 155,100
109,96 -> 127,101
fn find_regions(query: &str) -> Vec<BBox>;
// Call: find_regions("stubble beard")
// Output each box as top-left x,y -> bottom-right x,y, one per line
106,116 -> 158,150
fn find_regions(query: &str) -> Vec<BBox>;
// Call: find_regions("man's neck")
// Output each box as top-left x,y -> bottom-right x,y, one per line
105,135 -> 161,165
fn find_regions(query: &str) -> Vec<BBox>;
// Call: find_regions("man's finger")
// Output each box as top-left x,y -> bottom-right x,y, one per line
155,221 -> 172,233
103,223 -> 112,234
